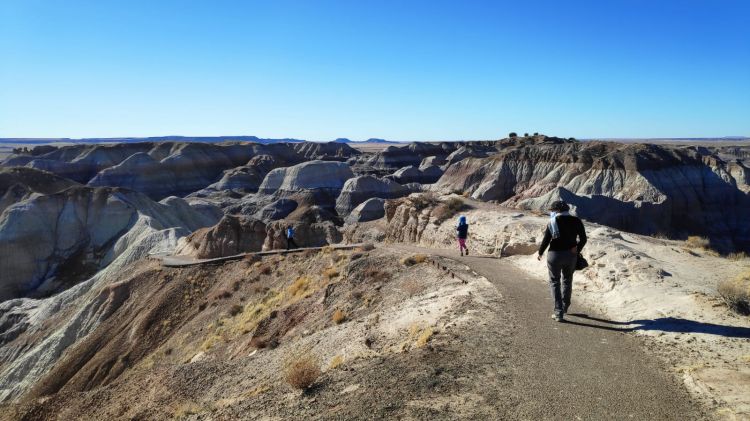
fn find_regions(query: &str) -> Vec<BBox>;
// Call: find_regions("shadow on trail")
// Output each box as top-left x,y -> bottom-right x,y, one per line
564,314 -> 750,339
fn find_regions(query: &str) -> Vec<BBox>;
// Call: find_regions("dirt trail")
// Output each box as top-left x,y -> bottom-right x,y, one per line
394,244 -> 706,420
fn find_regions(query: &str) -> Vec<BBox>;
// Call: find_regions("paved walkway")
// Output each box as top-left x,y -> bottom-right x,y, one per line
394,244 -> 705,420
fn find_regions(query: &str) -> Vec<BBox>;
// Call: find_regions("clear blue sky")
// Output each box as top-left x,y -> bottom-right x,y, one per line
1,0 -> 748,141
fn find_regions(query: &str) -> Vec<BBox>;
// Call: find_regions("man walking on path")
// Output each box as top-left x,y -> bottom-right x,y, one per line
537,200 -> 587,322
285,225 -> 298,250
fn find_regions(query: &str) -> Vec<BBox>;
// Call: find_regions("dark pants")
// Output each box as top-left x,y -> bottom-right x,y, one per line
547,250 -> 577,316
286,237 -> 298,250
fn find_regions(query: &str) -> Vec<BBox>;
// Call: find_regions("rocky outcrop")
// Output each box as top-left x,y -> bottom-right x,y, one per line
175,215 -> 267,258
258,160 -> 354,195
255,198 -> 298,220
87,143 -> 261,199
335,175 -> 409,216
345,198 -> 386,223
349,142 -> 458,175
444,145 -> 490,167
0,186 -> 219,301
293,142 -> 361,161
436,140 -> 750,252
0,167 -> 79,214
388,165 -> 443,184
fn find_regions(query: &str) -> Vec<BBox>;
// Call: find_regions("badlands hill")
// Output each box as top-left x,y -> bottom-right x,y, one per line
0,135 -> 749,419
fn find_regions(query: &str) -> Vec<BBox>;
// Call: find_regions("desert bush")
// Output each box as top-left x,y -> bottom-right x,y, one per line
432,197 -> 465,223
323,267 -> 340,280
258,264 -> 272,275
508,132 -> 518,138
329,354 -> 344,369
287,276 -> 311,298
173,401 -> 203,418
401,278 -> 426,297
411,192 -> 439,210
401,254 -> 428,266
718,271 -> 750,315
727,252 -> 749,261
356,242 -> 375,252
229,304 -> 243,316
415,327 -> 434,347
533,132 -> 539,136
685,236 -> 710,249
524,132 -> 529,137
332,309 -> 346,324
284,355 -> 321,390
364,265 -> 392,282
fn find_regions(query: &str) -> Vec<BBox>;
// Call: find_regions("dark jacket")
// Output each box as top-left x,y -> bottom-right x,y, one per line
456,223 -> 469,239
538,215 -> 587,255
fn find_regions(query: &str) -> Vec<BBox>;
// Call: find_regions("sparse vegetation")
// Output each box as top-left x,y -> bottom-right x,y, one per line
356,243 -> 375,252
524,132 -> 529,137
284,355 -> 321,390
332,309 -> 347,324
400,254 -> 428,266
718,270 -> 750,315
229,304 -> 243,316
432,197 -> 465,223
287,276 -> 312,298
329,354 -> 344,369
415,327 -> 434,347
685,236 -> 711,250
323,267 -> 340,280
173,401 -> 203,418
508,132 -> 518,138
401,278 -> 426,297
411,192 -> 439,210
364,265 -> 392,282
727,252 -> 749,261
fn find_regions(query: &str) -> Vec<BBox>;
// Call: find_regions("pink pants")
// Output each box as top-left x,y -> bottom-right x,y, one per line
457,238 -> 467,250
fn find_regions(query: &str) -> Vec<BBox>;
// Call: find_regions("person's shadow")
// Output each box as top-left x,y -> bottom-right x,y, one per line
564,313 -> 750,338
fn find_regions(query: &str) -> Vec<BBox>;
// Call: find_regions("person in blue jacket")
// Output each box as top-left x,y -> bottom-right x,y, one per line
456,215 -> 469,256
285,225 -> 298,250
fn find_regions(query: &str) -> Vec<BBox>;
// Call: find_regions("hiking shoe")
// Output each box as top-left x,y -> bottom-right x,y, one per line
465,249 -> 469,255
551,313 -> 564,322
460,251 -> 463,256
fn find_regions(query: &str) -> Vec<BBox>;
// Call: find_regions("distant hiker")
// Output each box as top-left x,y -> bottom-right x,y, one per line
285,225 -> 298,250
537,200 -> 587,322
456,215 -> 469,256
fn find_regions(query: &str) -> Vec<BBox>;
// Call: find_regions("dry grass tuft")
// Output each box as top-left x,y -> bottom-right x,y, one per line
400,254 -> 428,266
685,236 -> 711,249
173,401 -> 203,418
329,354 -> 344,370
356,243 -> 375,252
323,267 -> 340,280
727,252 -> 749,261
364,266 -> 392,282
229,304 -> 243,317
401,278 -> 426,297
258,264 -> 272,275
432,197 -> 465,223
411,192 -> 439,210
718,270 -> 750,315
415,327 -> 434,347
284,355 -> 321,390
332,309 -> 347,324
287,276 -> 312,298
